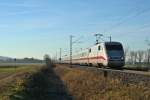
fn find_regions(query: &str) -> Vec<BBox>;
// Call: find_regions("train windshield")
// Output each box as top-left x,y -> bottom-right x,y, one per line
105,44 -> 123,51
106,44 -> 124,58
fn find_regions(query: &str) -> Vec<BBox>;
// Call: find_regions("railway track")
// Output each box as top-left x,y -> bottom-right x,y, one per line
58,64 -> 150,87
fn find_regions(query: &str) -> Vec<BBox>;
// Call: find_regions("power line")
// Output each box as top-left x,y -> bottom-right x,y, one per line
94,33 -> 112,44
73,36 -> 83,44
104,7 -> 150,33
94,34 -> 103,44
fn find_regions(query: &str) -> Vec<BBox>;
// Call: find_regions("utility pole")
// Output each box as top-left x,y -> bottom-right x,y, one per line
109,36 -> 112,42
70,35 -> 73,67
69,35 -> 82,67
55,51 -> 58,62
59,48 -> 62,63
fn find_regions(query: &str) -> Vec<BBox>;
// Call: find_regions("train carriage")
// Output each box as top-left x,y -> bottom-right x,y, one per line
62,41 -> 125,68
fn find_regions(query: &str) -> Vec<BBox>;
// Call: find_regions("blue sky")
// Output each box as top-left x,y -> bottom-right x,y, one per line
0,0 -> 150,59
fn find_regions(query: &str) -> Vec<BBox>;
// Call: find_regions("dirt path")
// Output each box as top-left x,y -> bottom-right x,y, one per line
10,66 -> 73,100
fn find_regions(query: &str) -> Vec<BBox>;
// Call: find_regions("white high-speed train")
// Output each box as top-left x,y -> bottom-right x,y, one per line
62,42 -> 125,68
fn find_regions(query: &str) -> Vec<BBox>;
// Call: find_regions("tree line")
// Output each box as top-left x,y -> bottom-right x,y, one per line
125,48 -> 150,64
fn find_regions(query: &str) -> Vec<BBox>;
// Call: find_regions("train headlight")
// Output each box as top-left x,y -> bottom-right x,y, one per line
121,57 -> 124,60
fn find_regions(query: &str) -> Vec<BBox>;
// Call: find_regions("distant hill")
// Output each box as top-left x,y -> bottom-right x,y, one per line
0,56 -> 13,61
0,56 -> 43,63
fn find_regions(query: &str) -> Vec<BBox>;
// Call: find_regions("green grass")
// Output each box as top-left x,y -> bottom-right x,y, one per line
124,64 -> 150,71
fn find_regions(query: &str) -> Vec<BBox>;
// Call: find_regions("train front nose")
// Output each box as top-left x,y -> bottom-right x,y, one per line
108,56 -> 125,67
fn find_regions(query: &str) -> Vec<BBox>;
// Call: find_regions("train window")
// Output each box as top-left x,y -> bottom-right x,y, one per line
106,44 -> 123,50
89,49 -> 91,53
98,46 -> 101,51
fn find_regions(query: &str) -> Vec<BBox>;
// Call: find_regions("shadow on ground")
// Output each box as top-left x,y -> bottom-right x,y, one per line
10,64 -> 73,100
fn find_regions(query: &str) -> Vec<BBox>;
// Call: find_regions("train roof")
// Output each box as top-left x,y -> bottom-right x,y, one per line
90,41 -> 123,48
94,41 -> 122,46
104,41 -> 122,45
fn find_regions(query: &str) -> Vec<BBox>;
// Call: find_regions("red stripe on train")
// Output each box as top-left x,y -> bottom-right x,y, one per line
67,56 -> 106,61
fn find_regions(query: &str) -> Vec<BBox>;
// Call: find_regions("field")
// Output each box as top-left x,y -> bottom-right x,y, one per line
0,63 -> 72,100
0,63 -> 149,100
124,64 -> 150,71
55,65 -> 150,100
0,64 -> 43,100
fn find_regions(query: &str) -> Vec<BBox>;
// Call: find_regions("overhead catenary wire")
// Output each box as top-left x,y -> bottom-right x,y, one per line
72,36 -> 84,44
70,35 -> 83,67
104,7 -> 150,33
78,6 -> 150,52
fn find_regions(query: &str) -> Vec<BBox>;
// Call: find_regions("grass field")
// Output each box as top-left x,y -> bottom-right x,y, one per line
0,63 -> 72,100
0,63 -> 149,100
0,64 -> 42,100
124,64 -> 150,71
55,65 -> 150,100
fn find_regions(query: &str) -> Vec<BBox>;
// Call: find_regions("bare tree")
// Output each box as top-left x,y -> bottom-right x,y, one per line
147,49 -> 150,64
145,38 -> 150,64
130,51 -> 137,64
137,50 -> 144,63
124,46 -> 130,62
129,51 -> 134,64
145,39 -> 150,47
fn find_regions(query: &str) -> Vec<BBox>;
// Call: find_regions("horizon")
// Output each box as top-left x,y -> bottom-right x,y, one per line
0,0 -> 150,59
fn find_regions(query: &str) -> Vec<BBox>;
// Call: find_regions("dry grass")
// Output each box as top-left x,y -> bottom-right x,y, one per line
9,65 -> 72,100
0,65 -> 42,100
0,64 -> 149,100
55,65 -> 150,100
